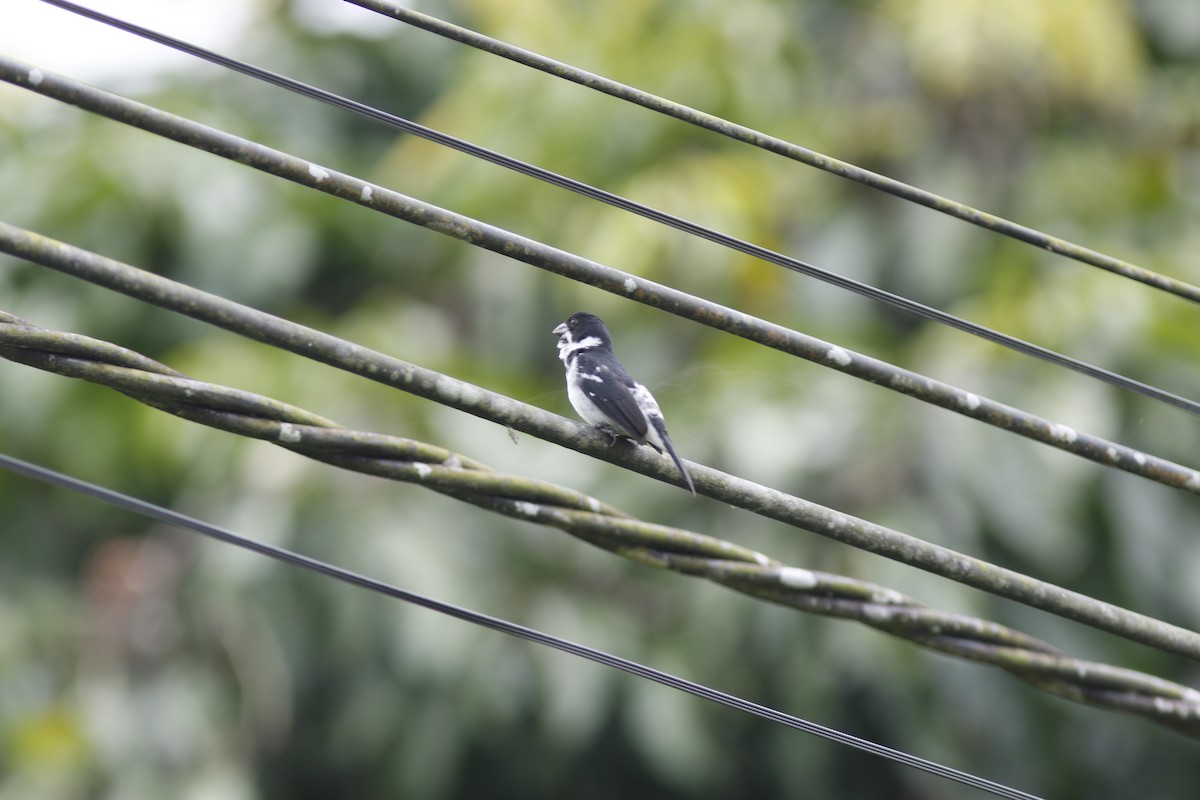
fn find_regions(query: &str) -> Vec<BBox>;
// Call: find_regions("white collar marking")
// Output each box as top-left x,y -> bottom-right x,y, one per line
557,335 -> 604,363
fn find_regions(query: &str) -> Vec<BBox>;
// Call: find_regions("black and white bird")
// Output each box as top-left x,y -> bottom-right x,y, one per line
553,312 -> 696,495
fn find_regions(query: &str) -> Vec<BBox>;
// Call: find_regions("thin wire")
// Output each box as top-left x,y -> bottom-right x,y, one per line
346,0 -> 1200,307
34,0 -> 1200,419
0,452 -> 1043,800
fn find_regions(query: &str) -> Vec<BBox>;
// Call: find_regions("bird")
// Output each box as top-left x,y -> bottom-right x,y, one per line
553,312 -> 696,495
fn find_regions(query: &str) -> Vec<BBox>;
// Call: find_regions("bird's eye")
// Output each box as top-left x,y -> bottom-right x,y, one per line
568,317 -> 577,328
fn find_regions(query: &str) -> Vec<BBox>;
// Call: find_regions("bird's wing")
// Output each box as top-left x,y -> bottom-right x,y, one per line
587,363 -> 650,440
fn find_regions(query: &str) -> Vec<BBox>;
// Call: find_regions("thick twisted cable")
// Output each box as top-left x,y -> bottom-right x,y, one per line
0,314 -> 1196,739
30,0 -> 1200,418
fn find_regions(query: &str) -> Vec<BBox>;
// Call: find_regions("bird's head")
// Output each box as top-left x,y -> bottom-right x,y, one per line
553,312 -> 614,357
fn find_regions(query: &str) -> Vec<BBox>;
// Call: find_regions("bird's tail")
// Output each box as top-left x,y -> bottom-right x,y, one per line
649,418 -> 696,496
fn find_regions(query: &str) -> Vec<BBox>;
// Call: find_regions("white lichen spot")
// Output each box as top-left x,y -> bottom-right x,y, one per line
28,68 -> 44,86
1188,473 -> 1200,493
1134,452 -> 1147,467
413,463 -> 432,479
587,497 -> 602,513
958,392 -> 981,412
442,456 -> 463,470
753,552 -> 771,566
623,278 -> 638,293
435,375 -> 460,403
308,163 -> 330,182
874,589 -> 906,605
824,346 -> 852,367
1154,697 -> 1174,714
1050,424 -> 1077,444
277,423 -> 302,443
1105,447 -> 1119,463
862,604 -> 893,622
514,501 -> 540,517
777,566 -> 818,590
456,383 -> 482,406
360,184 -> 374,203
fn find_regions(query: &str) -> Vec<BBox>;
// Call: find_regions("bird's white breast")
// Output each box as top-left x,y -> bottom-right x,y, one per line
565,360 -> 614,428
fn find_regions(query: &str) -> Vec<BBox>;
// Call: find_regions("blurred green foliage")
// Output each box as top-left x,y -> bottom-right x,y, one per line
2,0 -> 1200,797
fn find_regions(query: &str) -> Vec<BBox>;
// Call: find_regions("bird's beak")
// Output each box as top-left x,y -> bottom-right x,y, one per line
552,322 -> 567,336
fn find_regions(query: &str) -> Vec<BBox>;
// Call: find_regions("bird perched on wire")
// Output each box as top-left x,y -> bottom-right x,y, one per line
553,312 -> 696,495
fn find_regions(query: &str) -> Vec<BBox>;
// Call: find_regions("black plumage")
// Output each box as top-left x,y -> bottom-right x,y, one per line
553,312 -> 696,495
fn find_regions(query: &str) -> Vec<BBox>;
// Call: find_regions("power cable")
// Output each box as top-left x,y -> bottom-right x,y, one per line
33,0 -> 1200,419
0,451 -> 1046,800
